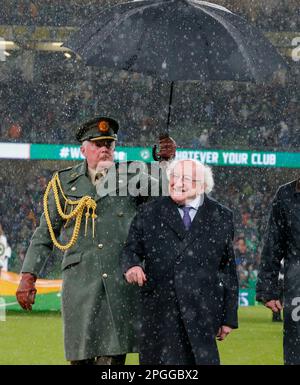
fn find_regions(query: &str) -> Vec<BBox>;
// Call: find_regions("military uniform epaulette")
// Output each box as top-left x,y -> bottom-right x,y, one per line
56,164 -> 82,182
57,165 -> 79,176
58,166 -> 73,174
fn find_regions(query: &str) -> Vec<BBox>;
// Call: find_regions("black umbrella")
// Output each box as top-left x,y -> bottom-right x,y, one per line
65,0 -> 288,156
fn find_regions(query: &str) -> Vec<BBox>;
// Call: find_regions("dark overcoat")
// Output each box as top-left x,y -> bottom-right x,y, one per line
256,179 -> 300,365
121,195 -> 239,365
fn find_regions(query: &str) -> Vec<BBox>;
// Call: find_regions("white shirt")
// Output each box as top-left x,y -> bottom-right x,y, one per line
177,194 -> 204,222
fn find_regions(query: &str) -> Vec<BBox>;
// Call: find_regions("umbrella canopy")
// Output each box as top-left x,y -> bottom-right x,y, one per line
66,0 -> 288,83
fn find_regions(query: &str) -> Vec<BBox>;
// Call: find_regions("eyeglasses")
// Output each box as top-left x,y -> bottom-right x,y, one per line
170,173 -> 202,183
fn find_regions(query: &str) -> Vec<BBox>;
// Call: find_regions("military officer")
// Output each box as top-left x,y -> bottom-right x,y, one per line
16,116 -> 176,365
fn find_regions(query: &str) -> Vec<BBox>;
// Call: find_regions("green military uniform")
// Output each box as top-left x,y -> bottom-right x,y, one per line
21,117 -> 162,362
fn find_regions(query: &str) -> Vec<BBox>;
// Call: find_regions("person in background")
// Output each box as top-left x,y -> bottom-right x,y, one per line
0,224 -> 12,276
256,178 -> 300,364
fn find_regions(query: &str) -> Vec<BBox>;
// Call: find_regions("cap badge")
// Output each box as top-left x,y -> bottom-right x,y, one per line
98,121 -> 109,133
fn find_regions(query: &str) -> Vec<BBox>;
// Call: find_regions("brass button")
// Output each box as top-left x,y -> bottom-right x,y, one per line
71,186 -> 76,191
102,273 -> 108,278
117,212 -> 124,217
98,243 -> 103,249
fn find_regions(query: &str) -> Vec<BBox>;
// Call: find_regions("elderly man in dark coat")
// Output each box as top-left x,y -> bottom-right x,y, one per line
256,178 -> 300,365
15,116 -> 176,365
122,160 -> 239,365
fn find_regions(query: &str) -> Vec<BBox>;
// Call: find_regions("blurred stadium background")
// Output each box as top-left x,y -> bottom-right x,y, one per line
0,0 -> 299,364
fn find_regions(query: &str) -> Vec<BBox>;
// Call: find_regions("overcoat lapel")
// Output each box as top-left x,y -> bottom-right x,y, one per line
160,197 -> 187,241
183,195 -> 213,247
160,195 -> 215,257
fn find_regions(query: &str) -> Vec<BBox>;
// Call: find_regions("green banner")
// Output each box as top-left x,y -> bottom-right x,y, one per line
29,144 -> 300,168
30,144 -> 153,162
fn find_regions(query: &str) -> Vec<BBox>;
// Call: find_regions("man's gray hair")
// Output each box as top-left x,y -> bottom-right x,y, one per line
167,159 -> 214,194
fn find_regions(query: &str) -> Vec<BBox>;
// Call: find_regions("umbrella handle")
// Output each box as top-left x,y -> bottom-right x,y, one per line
152,133 -> 170,161
153,81 -> 174,161
152,144 -> 160,161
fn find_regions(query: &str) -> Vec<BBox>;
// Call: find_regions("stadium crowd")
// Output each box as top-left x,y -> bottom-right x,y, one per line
1,68 -> 299,152
0,166 -> 50,275
2,161 -> 296,288
1,0 -> 299,31
0,0 -> 299,289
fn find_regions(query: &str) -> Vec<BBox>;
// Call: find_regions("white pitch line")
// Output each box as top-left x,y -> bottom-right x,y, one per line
0,301 -> 18,308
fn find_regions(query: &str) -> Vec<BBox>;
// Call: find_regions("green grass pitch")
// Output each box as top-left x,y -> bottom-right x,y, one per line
0,306 -> 283,365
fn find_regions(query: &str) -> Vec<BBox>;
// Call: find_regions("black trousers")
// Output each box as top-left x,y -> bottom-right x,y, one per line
140,295 -> 197,365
